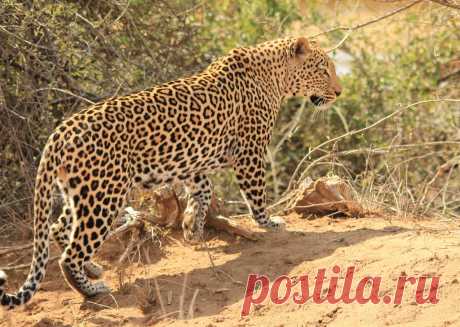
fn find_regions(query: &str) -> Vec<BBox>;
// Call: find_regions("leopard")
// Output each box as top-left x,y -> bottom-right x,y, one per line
0,36 -> 341,309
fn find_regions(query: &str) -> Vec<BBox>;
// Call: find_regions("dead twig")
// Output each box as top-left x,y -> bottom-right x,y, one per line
0,243 -> 35,256
0,239 -> 59,257
178,273 -> 188,320
187,289 -> 200,319
0,255 -> 60,271
202,240 -> 244,286
167,290 -> 173,305
153,278 -> 167,316
34,87 -> 96,105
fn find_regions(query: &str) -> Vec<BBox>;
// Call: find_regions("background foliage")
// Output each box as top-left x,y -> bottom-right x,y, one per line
1,0 -> 459,232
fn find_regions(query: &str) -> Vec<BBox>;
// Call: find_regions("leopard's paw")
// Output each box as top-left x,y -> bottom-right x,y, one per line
259,216 -> 286,231
93,281 -> 112,295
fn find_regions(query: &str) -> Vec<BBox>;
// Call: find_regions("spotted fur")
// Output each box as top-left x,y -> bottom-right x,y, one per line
0,37 -> 341,308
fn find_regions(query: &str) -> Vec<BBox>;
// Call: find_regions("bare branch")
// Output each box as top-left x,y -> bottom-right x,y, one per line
310,0 -> 424,51
35,88 -> 96,105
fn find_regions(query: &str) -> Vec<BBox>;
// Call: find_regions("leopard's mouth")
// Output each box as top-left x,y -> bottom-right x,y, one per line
310,95 -> 325,106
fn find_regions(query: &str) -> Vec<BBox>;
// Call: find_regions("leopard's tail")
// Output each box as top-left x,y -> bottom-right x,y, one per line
0,144 -> 58,309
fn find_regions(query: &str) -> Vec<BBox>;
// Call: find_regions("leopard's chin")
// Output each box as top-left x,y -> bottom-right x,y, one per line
310,95 -> 325,106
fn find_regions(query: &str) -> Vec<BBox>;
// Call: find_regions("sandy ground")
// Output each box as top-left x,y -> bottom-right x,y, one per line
1,214 -> 460,327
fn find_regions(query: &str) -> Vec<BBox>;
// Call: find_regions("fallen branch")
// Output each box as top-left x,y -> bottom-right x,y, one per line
206,215 -> 259,241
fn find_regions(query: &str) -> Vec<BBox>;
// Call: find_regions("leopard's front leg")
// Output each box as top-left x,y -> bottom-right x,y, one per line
232,146 -> 285,230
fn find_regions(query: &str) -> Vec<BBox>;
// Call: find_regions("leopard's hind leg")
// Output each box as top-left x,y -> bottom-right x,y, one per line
51,206 -> 103,279
57,173 -> 131,297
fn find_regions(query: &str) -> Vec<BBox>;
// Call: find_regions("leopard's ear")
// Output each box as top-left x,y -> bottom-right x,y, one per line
293,37 -> 311,60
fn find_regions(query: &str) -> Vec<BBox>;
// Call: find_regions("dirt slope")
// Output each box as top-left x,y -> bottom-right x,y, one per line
1,214 -> 460,327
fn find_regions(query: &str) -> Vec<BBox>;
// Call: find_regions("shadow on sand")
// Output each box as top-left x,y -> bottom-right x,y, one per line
79,223 -> 406,325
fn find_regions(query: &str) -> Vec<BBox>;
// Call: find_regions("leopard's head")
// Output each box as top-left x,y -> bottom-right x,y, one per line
285,37 -> 342,107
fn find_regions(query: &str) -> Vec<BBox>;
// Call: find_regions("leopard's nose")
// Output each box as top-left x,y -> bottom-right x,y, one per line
335,90 -> 341,97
